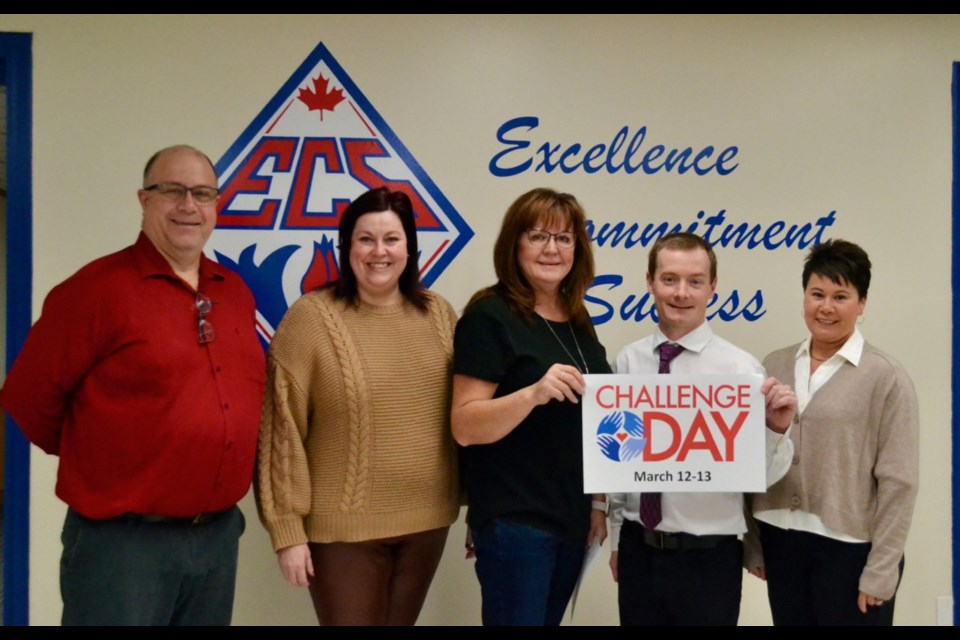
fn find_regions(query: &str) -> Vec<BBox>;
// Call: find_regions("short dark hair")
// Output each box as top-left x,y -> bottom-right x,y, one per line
647,232 -> 717,282
142,145 -> 217,186
465,188 -> 596,330
332,186 -> 428,310
802,239 -> 871,299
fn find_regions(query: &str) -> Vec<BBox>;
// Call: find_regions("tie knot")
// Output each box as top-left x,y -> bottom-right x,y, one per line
658,343 -> 684,373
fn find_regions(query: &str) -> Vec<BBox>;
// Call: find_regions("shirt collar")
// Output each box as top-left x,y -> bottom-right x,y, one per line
795,328 -> 864,367
652,320 -> 713,355
132,231 -> 227,285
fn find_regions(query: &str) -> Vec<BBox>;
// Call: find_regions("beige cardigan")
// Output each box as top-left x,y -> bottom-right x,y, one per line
256,288 -> 460,550
749,341 -> 919,600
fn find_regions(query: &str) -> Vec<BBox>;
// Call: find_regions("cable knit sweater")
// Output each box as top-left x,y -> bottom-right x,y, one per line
750,341 -> 919,600
256,288 -> 460,550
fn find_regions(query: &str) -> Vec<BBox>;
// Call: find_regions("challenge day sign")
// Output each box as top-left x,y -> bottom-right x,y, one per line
582,374 -> 766,493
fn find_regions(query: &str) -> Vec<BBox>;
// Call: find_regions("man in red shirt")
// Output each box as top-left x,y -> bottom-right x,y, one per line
1,145 -> 266,625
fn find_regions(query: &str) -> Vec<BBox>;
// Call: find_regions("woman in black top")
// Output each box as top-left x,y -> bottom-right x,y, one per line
452,188 -> 610,626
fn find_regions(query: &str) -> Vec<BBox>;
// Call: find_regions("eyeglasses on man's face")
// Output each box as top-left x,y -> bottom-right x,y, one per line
145,182 -> 220,205
524,229 -> 576,249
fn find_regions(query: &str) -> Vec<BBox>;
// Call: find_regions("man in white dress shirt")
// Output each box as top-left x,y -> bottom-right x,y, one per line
606,232 -> 797,626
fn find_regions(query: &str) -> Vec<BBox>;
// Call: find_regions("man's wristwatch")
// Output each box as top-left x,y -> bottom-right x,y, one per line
591,499 -> 609,515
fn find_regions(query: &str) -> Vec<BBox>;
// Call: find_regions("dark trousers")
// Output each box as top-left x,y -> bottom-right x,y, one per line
472,518 -> 586,626
617,520 -> 743,626
307,526 -> 449,626
758,521 -> 902,626
60,506 -> 244,626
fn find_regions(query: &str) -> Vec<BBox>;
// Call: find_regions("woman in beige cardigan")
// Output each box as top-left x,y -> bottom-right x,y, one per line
750,239 -> 918,626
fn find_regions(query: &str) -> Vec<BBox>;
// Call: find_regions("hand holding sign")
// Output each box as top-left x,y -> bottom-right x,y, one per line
532,363 -> 585,406
761,377 -> 796,434
452,362 -> 587,446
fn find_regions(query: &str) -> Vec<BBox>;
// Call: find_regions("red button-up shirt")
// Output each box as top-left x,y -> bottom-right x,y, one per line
1,233 -> 266,518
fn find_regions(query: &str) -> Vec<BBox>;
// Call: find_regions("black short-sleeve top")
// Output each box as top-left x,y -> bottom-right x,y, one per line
453,294 -> 611,541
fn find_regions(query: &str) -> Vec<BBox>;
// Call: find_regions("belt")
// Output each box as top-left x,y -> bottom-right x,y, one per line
116,509 -> 231,527
623,519 -> 736,550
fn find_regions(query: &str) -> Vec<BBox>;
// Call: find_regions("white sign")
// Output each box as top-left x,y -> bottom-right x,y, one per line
582,373 -> 766,493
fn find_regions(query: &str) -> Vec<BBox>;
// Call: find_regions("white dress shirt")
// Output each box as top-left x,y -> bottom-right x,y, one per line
608,321 -> 794,550
753,329 -> 867,543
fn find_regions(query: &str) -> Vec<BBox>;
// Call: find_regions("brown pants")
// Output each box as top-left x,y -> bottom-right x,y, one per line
307,526 -> 450,626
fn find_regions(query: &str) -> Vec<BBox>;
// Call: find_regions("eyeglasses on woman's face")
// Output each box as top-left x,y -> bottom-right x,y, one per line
524,229 -> 575,249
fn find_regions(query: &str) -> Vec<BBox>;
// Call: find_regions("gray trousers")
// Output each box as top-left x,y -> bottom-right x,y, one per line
60,506 -> 244,626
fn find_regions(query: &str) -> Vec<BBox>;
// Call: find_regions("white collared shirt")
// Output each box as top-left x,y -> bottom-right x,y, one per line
608,321 -> 794,549
754,329 -> 867,543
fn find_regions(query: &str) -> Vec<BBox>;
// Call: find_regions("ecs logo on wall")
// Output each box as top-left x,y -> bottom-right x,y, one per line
207,43 -> 473,347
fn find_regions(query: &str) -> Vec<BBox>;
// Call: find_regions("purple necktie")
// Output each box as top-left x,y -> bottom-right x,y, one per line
640,342 -> 684,530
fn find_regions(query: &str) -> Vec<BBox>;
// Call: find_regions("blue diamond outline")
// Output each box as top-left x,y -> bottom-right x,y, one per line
214,41 -> 473,288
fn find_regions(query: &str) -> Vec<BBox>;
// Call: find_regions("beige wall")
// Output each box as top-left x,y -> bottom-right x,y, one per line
0,14 -> 954,625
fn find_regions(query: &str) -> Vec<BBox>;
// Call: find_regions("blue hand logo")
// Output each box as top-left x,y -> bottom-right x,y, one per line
596,411 -> 646,462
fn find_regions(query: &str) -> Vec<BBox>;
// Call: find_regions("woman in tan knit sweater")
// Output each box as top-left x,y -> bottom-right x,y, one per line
749,239 -> 918,626
256,187 -> 460,625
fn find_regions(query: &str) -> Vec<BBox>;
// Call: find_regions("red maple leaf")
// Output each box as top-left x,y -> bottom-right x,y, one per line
297,74 -> 345,121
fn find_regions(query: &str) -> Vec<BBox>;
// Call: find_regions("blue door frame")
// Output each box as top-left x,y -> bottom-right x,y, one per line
1,31 -> 32,627
951,60 -> 959,627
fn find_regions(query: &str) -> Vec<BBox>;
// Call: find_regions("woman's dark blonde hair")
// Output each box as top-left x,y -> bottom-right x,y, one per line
465,188 -> 596,331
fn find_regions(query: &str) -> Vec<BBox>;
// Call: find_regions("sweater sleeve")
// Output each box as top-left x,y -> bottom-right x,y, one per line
431,293 -> 458,360
255,309 -> 317,552
859,362 -> 919,600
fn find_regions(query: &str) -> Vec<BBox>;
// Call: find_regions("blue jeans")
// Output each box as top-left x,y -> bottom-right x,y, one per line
472,518 -> 585,626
